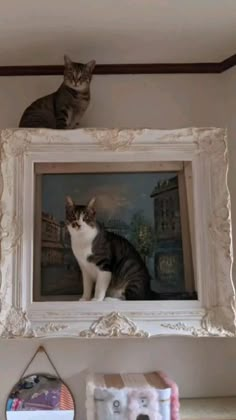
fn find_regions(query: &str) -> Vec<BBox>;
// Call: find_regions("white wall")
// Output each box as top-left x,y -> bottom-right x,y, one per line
0,72 -> 236,419
0,73 -> 225,129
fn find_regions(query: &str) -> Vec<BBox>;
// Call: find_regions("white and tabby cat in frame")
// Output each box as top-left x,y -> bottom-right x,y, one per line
65,195 -> 152,302
19,55 -> 96,129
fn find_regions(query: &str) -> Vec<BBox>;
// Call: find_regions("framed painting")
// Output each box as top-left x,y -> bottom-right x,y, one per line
33,162 -> 195,302
0,127 -> 235,338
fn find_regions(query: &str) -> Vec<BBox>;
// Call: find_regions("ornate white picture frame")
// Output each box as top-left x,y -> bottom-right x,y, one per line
0,127 -> 235,338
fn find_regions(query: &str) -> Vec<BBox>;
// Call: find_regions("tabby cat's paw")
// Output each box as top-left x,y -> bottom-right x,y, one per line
104,297 -> 122,302
79,296 -> 90,301
91,297 -> 104,302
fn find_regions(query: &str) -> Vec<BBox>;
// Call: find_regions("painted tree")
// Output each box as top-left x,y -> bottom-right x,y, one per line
130,211 -> 154,263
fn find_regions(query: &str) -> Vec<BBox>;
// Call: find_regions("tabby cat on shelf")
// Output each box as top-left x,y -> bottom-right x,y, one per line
19,55 -> 96,129
65,196 -> 152,301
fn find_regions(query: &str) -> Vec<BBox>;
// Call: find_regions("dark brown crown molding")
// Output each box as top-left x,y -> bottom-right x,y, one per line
0,54 -> 235,76
219,54 -> 236,71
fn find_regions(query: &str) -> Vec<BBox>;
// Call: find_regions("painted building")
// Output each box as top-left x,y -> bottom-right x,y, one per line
150,176 -> 185,295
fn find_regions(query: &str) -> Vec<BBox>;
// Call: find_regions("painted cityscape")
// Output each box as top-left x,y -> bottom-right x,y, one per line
37,172 -> 196,300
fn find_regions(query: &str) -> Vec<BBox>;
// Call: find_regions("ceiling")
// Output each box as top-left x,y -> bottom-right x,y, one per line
1,0 -> 236,65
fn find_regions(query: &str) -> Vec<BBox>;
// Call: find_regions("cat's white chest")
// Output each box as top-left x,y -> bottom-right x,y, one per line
70,227 -> 99,279
73,243 -> 97,278
72,241 -> 90,264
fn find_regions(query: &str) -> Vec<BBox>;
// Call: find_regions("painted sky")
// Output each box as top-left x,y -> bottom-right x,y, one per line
41,172 -> 176,224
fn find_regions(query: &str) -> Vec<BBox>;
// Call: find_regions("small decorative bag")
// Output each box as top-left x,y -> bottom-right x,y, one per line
94,388 -> 128,420
128,388 -> 162,420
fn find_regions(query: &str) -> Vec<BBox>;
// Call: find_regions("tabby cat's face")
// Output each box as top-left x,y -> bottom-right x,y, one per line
65,196 -> 96,236
64,55 -> 96,92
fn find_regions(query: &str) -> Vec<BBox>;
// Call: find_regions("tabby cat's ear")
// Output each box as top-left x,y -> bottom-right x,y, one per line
87,197 -> 96,210
66,195 -> 74,207
64,55 -> 72,67
86,60 -> 96,73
